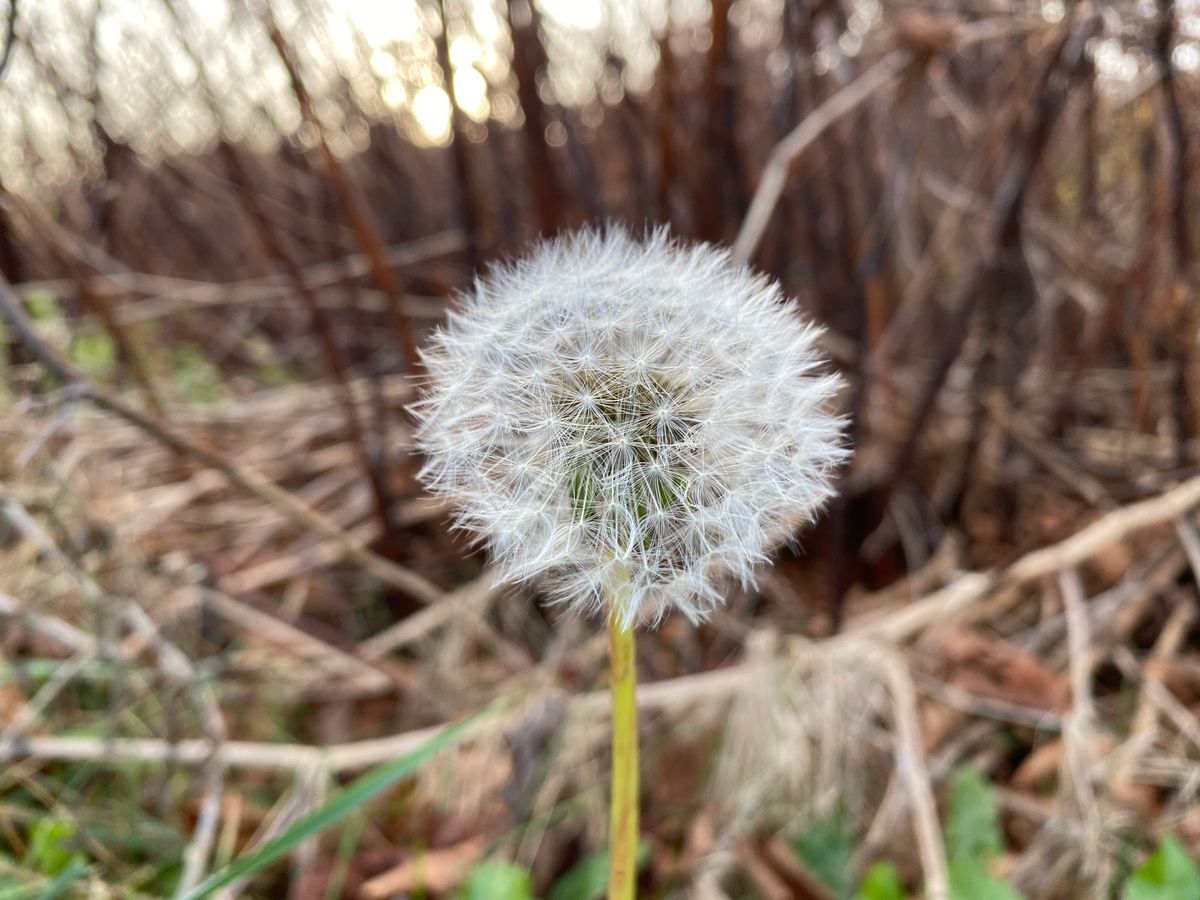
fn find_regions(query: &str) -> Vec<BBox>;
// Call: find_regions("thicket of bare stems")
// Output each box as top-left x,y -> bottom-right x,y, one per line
0,0 -> 1198,896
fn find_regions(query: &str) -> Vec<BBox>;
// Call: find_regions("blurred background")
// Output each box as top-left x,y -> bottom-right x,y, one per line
1,0 -> 1199,897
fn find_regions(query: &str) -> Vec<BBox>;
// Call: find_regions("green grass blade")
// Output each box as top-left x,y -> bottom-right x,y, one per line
35,858 -> 89,900
180,713 -> 481,899
0,858 -> 89,900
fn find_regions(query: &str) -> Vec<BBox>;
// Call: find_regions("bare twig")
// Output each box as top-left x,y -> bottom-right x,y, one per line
261,3 -> 422,370
877,651 -> 949,900
0,589 -> 96,654
1153,0 -> 1192,269
199,587 -> 394,693
0,664 -> 748,773
855,470 -> 1200,645
1058,568 -> 1105,882
879,15 -> 1098,492
359,573 -> 500,660
732,51 -> 909,265
16,230 -> 464,312
1174,516 -> 1200,581
160,0 -> 404,549
123,604 -> 227,897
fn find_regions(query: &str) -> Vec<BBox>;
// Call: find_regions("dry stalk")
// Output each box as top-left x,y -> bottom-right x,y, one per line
1058,568 -> 1106,887
0,272 -> 446,607
875,649 -> 950,900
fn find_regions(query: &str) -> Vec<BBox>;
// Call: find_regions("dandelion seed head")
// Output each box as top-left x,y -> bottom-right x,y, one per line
412,227 -> 848,628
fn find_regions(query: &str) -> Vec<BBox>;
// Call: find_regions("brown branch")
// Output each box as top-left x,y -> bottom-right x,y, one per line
0,665 -> 747,773
3,191 -> 167,414
851,469 -> 1200,646
18,231 -> 464,312
876,15 -> 1098,492
1152,0 -> 1197,466
732,51 -> 909,265
1153,0 -> 1192,270
506,0 -> 561,237
656,23 -> 675,222
436,0 -> 484,265
699,0 -> 743,242
261,4 -> 421,371
160,0 -> 403,551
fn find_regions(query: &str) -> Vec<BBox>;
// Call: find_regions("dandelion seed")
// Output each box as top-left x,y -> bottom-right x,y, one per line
412,226 -> 848,629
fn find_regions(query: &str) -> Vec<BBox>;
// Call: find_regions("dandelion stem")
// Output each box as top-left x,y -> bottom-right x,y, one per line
607,597 -> 639,900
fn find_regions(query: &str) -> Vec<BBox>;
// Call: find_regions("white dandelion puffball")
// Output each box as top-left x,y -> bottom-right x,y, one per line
412,228 -> 848,628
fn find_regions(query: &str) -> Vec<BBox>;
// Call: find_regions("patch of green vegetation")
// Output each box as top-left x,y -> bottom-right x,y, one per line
255,361 -> 294,388
547,841 -> 651,900
944,767 -> 1004,861
792,767 -> 1025,900
22,289 -> 61,323
0,856 -> 88,900
856,862 -> 907,900
794,813 -> 856,898
23,818 -> 84,877
459,861 -> 534,900
16,289 -> 70,392
243,331 -> 295,388
178,713 -> 479,898
1123,836 -> 1200,900
169,343 -> 225,405
68,328 -> 116,378
947,857 -> 1021,900
942,766 -> 1021,900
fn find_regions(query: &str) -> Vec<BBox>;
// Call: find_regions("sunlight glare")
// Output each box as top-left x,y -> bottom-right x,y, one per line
450,35 -> 480,68
344,0 -> 422,46
411,85 -> 452,142
381,80 -> 408,110
454,67 -> 490,120
536,0 -> 603,29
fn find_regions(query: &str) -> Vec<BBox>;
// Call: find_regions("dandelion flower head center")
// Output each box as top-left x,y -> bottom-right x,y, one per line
556,368 -> 698,536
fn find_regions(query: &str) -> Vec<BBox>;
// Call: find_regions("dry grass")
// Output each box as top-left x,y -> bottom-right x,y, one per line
1,0 -> 1199,896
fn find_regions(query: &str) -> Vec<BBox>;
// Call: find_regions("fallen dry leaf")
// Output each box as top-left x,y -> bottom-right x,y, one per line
936,628 -> 1071,713
359,835 -> 489,899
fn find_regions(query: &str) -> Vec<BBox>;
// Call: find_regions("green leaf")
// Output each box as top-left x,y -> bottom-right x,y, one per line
180,713 -> 480,899
22,290 -> 60,323
459,861 -> 533,900
1122,836 -> 1200,900
947,857 -> 1022,900
856,862 -> 907,900
23,820 -> 80,877
68,329 -> 116,378
944,767 -> 1003,862
549,850 -> 608,900
793,814 -> 855,897
548,842 -> 651,900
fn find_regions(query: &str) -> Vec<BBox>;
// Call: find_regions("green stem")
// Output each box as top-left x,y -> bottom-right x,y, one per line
607,606 -> 639,900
